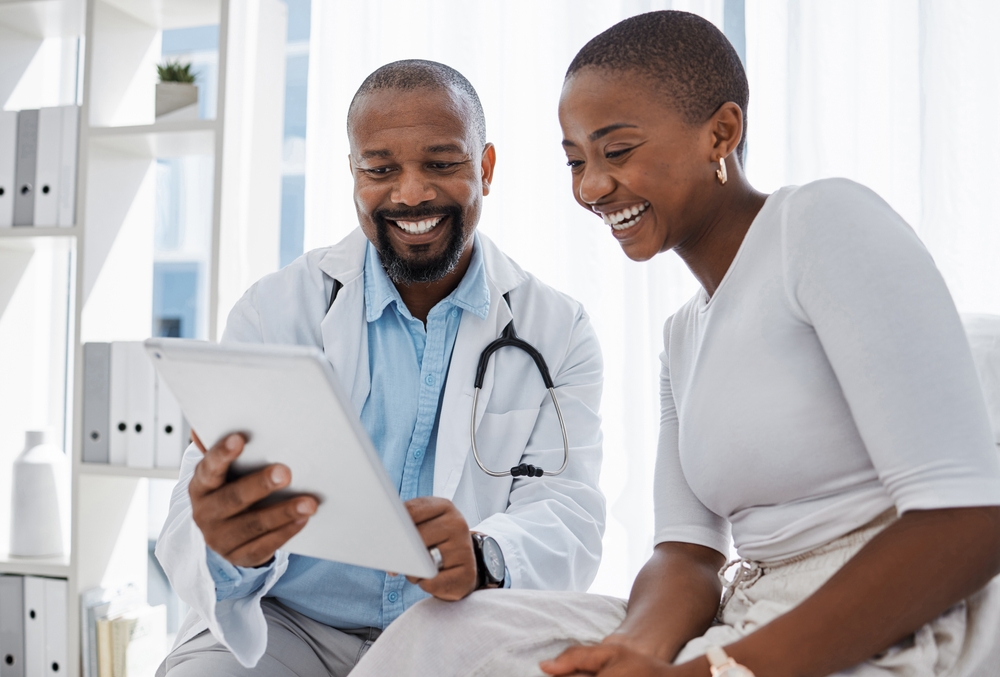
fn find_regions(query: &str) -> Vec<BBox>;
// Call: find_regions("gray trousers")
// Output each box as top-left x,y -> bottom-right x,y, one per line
156,598 -> 382,677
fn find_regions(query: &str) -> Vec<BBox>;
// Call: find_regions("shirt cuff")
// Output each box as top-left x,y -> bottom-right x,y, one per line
503,566 -> 511,589
205,546 -> 275,601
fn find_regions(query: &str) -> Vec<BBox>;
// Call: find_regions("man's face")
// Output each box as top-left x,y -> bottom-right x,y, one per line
348,86 -> 495,285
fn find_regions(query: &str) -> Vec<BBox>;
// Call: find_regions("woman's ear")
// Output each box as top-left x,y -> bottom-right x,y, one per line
710,102 -> 744,158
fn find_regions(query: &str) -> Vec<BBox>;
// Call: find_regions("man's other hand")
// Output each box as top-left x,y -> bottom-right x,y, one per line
189,431 -> 318,568
404,497 -> 478,601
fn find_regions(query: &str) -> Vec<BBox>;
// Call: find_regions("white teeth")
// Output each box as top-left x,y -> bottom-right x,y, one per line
601,202 -> 649,230
393,216 -> 443,235
612,213 -> 643,231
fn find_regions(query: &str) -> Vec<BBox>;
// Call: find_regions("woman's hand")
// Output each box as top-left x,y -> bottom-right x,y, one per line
540,644 -> 706,677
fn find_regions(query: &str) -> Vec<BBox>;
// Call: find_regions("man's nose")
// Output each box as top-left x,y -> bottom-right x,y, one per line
391,169 -> 436,206
577,166 -> 615,206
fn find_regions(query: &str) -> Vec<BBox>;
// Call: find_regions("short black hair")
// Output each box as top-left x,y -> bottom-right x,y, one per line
567,11 -> 749,163
348,59 -> 487,147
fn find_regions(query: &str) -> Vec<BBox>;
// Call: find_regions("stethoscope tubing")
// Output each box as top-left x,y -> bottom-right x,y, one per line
470,385 -> 570,477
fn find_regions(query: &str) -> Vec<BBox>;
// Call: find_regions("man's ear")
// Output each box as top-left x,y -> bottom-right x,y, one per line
347,153 -> 354,176
709,102 -> 743,159
481,143 -> 497,196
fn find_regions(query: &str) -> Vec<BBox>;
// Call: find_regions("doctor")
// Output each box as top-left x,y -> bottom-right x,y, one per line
154,59 -> 606,677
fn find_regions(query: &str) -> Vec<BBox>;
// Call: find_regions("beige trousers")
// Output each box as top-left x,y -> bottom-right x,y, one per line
351,513 -> 1000,677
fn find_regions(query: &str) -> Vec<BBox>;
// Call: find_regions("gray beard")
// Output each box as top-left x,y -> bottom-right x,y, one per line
374,213 -> 466,285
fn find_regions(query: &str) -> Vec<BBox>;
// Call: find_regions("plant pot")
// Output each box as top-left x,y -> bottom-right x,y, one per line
156,82 -> 199,121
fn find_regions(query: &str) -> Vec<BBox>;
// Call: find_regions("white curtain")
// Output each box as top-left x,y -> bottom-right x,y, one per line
304,0 -> 1000,598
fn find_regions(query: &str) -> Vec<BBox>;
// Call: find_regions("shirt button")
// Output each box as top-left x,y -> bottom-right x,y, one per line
387,592 -> 398,603
413,449 -> 423,459
425,374 -> 435,386
451,309 -> 459,318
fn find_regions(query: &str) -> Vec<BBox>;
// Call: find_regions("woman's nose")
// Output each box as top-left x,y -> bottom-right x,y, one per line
577,166 -> 615,206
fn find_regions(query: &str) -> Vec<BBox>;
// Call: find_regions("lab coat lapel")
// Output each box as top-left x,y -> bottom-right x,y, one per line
317,229 -> 370,415
434,234 -> 525,500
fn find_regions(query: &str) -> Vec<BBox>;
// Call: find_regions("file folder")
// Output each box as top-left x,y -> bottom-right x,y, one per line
42,579 -> 66,677
82,343 -> 111,464
0,111 -> 15,228
13,110 -> 38,227
126,342 -> 155,468
57,106 -> 78,227
109,342 -> 130,466
0,575 -> 25,677
155,374 -> 188,468
33,108 -> 61,227
22,577 -> 43,677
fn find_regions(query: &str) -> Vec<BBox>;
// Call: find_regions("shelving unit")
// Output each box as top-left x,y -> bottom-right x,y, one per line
1,0 -> 287,675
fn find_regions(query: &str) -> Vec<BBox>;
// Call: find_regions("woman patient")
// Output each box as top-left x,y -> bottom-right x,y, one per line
351,11 -> 1000,677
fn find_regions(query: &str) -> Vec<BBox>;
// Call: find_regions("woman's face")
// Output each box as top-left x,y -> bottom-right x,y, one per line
558,68 -> 715,262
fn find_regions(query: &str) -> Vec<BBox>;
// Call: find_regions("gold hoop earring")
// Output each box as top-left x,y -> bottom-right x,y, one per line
716,156 -> 728,185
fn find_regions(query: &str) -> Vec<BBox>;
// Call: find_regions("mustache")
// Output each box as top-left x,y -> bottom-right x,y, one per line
374,204 -> 462,222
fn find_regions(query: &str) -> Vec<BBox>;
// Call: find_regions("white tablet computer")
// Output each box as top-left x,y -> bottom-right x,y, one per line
144,338 -> 438,579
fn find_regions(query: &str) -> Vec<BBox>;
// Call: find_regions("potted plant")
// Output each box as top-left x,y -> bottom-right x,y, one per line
156,60 -> 199,121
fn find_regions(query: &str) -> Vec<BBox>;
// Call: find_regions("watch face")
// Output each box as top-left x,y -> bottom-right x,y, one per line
482,537 -> 505,580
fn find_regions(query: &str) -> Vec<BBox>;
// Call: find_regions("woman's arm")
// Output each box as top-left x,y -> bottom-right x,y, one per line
603,542 -> 726,662
544,506 -> 1000,677
720,505 -> 1000,677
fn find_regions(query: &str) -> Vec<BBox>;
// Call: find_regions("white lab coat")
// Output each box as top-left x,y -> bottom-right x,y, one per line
155,229 -> 607,667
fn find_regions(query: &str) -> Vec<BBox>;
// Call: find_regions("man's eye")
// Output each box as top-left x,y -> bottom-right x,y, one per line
566,159 -> 583,169
365,167 -> 393,176
428,162 -> 457,170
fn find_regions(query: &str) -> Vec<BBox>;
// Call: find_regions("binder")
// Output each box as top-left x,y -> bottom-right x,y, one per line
0,575 -> 25,677
0,111 -> 16,228
155,374 -> 188,468
126,342 -> 155,468
22,577 -> 43,677
57,106 -> 78,227
32,108 -> 61,227
108,342 -> 129,466
13,110 -> 38,227
82,343 -> 111,464
42,579 -> 66,677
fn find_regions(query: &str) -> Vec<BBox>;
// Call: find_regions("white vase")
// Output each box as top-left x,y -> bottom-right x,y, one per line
9,430 -> 69,558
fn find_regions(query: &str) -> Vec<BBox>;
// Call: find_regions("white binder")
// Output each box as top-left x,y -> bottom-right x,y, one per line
42,579 -> 66,677
57,106 -> 78,227
22,577 -> 43,677
126,342 -> 155,468
82,343 -> 111,464
13,110 -> 37,227
33,107 -> 62,227
0,111 -> 16,228
155,374 -> 188,468
0,575 -> 25,677
109,342 -> 130,466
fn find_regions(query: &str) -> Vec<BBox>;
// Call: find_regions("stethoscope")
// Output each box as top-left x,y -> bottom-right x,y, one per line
327,281 -> 570,480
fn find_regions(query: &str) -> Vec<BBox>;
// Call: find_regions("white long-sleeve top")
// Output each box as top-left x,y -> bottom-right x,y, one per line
655,178 -> 1000,562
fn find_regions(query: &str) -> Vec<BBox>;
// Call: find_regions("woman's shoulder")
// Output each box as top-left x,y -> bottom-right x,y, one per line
772,178 -> 919,254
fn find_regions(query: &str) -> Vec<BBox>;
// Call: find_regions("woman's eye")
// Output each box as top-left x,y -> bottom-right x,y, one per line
566,159 -> 584,169
605,148 -> 632,159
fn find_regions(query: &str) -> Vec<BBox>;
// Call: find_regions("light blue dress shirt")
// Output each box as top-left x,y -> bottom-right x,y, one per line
205,236 -> 490,630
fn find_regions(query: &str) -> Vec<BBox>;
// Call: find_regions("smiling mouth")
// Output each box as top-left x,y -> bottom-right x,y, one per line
601,202 -> 649,231
389,216 -> 445,235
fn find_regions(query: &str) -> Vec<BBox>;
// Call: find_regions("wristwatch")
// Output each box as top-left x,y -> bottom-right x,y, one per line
470,532 -> 505,589
706,646 -> 755,677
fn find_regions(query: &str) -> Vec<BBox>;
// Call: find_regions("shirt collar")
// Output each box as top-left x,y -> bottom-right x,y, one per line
363,233 -> 491,323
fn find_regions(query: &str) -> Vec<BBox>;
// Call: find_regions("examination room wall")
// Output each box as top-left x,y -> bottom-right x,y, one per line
297,0 -> 1000,599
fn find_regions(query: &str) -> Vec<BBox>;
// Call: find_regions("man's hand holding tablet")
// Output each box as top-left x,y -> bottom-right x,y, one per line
188,431 -> 317,568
